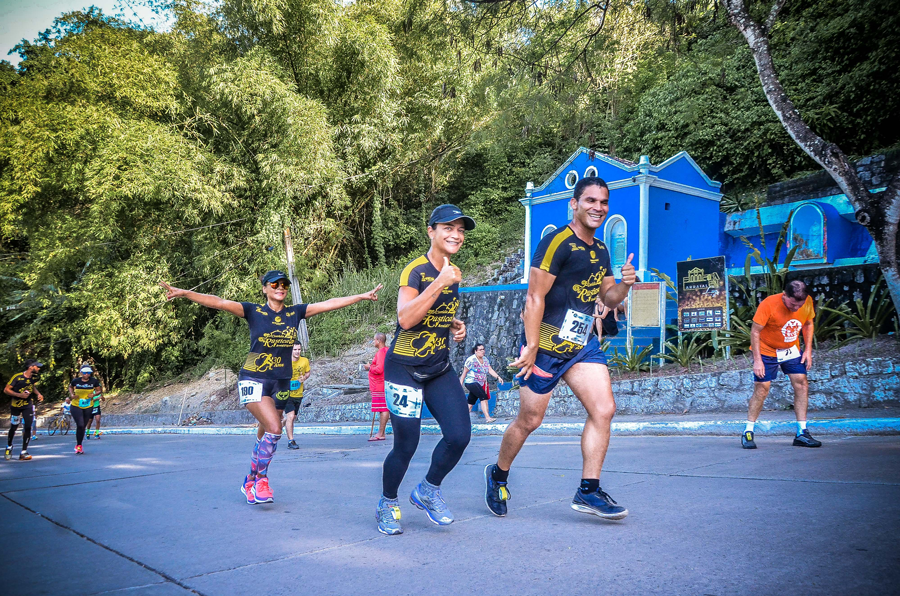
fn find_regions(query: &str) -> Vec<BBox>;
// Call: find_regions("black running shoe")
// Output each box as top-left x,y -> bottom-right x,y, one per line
288,440 -> 299,450
571,487 -> 628,520
741,430 -> 757,449
484,464 -> 509,517
793,430 -> 822,448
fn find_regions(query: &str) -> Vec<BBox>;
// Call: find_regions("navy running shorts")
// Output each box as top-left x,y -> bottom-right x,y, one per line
276,396 -> 303,414
521,336 -> 608,395
754,354 -> 807,383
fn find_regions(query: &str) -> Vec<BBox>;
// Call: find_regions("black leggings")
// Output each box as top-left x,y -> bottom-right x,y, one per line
382,357 -> 471,499
7,407 -> 33,450
70,407 -> 91,446
466,382 -> 489,405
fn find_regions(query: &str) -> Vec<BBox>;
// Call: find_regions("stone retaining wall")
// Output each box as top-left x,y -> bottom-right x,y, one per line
493,357 -> 900,417
34,357 -> 896,429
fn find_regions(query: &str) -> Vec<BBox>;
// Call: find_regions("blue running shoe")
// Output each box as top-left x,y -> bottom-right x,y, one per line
410,481 -> 453,525
376,496 -> 403,536
484,464 -> 509,517
571,487 -> 628,520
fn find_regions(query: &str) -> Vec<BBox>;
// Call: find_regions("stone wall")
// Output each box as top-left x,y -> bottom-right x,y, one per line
493,356 -> 900,417
765,149 -> 900,206
729,263 -> 886,307
451,287 -> 527,376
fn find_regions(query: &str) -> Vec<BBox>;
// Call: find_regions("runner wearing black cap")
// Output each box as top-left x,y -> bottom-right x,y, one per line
376,204 -> 473,536
4,359 -> 44,461
484,177 -> 634,521
161,271 -> 382,504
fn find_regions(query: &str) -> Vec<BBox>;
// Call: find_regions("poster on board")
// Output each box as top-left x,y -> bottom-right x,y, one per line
676,257 -> 728,332
630,282 -> 663,328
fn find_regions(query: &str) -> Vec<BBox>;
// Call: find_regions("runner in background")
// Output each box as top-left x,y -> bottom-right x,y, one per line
742,280 -> 820,449
460,343 -> 504,423
4,360 -> 44,461
284,345 -> 310,449
365,332 -> 389,441
161,271 -> 382,505
86,369 -> 104,440
68,365 -> 101,454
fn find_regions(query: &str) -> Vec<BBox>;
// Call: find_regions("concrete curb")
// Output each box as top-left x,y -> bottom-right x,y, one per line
91,417 -> 900,437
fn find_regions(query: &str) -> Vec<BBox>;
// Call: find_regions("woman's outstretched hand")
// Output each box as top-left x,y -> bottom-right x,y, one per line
159,282 -> 188,301
361,284 -> 384,302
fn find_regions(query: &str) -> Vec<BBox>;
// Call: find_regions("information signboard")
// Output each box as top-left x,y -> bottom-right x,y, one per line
676,257 -> 728,332
630,282 -> 663,328
626,281 -> 666,361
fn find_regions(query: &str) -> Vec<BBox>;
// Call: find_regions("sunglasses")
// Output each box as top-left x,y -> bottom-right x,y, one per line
267,281 -> 290,290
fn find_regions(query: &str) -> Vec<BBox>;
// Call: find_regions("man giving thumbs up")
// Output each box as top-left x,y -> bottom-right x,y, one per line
484,176 -> 635,521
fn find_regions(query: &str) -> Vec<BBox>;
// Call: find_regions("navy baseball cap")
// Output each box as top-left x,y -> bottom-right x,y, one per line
24,359 -> 44,370
428,204 -> 476,230
261,270 -> 290,285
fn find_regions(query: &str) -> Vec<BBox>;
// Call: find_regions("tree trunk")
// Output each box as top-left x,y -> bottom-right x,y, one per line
724,0 -> 900,308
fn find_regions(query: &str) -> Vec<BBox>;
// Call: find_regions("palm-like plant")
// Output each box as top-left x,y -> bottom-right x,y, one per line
661,333 -> 711,370
822,276 -> 897,341
610,344 -> 654,372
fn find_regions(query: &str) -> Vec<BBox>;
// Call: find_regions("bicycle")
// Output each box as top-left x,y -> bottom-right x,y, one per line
47,412 -> 71,436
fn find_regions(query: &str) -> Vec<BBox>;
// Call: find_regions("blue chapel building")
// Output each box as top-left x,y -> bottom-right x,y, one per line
519,147 -> 725,284
520,146 -> 881,284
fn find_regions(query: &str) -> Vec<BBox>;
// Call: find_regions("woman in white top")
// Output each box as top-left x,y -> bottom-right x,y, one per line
460,343 -> 504,423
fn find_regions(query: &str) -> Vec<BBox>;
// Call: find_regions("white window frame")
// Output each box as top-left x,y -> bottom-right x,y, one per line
604,215 -> 628,278
584,165 -> 598,178
565,170 -> 579,189
788,203 -> 827,263
541,224 -> 558,239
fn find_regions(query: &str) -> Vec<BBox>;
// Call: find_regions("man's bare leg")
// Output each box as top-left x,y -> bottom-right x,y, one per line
285,410 -> 296,442
561,362 -> 616,479
788,373 -> 820,446
497,387 -> 553,471
747,382 -> 771,423
788,374 -> 809,422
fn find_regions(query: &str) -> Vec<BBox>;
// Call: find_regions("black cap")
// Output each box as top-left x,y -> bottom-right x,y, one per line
24,359 -> 44,370
261,270 -> 290,285
428,204 -> 476,230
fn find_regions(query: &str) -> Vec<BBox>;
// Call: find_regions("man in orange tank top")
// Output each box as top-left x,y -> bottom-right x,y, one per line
742,280 -> 821,449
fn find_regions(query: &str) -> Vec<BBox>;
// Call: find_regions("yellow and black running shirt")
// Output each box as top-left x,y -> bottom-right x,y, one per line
240,303 -> 307,380
389,255 -> 460,369
71,377 -> 101,410
289,357 -> 310,398
6,373 -> 38,408
531,225 -> 612,360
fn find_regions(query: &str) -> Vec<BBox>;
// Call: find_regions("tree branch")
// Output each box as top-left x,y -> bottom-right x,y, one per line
764,0 -> 787,32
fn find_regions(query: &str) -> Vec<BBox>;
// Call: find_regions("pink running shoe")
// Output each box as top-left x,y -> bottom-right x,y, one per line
252,477 -> 274,504
75,445 -> 84,455
241,475 -> 256,504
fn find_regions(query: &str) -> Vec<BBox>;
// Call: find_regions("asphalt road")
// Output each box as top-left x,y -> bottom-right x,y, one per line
2,432 -> 898,595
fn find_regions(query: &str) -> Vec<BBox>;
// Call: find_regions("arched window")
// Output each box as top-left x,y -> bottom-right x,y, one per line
541,224 -> 557,239
604,215 -> 627,277
584,166 -> 598,178
789,203 -> 826,262
565,170 -> 578,189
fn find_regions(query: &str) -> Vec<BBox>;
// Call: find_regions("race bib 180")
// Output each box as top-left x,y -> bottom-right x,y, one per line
558,309 -> 593,346
385,381 -> 424,419
237,380 -> 264,405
